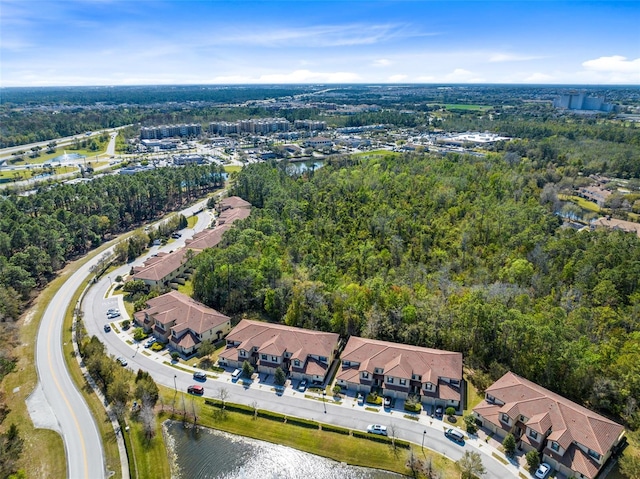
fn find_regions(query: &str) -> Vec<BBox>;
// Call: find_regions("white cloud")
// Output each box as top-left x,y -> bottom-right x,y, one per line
373,58 -> 392,67
582,55 -> 640,73
388,74 -> 407,82
214,70 -> 361,84
489,53 -> 544,63
444,68 -> 484,83
216,23 -> 426,48
525,72 -> 554,82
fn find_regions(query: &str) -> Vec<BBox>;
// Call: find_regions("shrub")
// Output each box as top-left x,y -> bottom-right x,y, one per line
151,342 -> 164,352
170,351 -> 180,361
133,328 -> 146,342
366,393 -> 382,405
446,406 -> 456,417
121,319 -> 131,330
404,402 -> 422,413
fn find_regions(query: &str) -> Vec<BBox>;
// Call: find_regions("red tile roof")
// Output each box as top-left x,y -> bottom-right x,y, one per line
140,291 -> 229,335
222,319 -> 339,372
337,336 -> 462,383
132,248 -> 192,282
476,372 -> 624,465
185,223 -> 232,251
219,196 -> 251,211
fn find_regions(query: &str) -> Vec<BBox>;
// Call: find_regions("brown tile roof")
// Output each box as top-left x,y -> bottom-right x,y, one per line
593,217 -> 640,238
337,336 -> 462,384
480,372 -> 624,457
141,291 -> 229,335
219,196 -> 251,211
132,249 -> 193,282
217,207 -> 251,225
184,223 -> 232,251
224,319 -> 339,365
545,443 -> 601,479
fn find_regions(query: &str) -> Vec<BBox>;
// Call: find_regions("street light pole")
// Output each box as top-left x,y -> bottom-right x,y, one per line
422,430 -> 426,452
322,391 -> 326,413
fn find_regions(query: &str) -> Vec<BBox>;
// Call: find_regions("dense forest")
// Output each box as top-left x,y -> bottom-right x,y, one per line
192,156 -> 640,428
0,164 -> 226,322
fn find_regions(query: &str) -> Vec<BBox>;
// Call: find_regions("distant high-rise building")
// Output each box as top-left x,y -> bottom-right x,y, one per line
553,93 -> 618,112
140,123 -> 201,139
208,118 -> 290,135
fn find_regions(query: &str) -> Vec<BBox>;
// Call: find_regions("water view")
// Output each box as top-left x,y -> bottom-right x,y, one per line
165,421 -> 404,479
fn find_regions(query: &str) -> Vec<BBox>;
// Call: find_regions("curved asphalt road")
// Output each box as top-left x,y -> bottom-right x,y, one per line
34,197 -> 212,479
36,256 -> 106,478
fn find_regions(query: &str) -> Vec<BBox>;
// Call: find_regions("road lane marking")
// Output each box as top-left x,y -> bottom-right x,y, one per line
46,295 -> 91,479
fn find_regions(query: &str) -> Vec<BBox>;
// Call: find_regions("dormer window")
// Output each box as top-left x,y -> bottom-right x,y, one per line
239,350 -> 246,357
550,441 -> 559,452
342,360 -> 350,367
413,374 -> 421,381
529,429 -> 538,440
374,368 -> 383,374
501,413 -> 511,424
294,359 -> 301,367
588,449 -> 600,461
362,372 -> 369,379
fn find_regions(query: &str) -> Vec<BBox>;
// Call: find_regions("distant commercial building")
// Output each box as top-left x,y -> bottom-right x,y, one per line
304,137 -> 333,149
140,124 -> 202,139
553,93 -> 618,113
140,139 -> 178,150
209,118 -> 290,135
173,154 -> 205,165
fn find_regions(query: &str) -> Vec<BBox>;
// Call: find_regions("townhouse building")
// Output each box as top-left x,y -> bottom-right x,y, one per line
473,372 -> 625,479
218,319 -> 340,384
336,336 -> 464,413
133,291 -> 231,356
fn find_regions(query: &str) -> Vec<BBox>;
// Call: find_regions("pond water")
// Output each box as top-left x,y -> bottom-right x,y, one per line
165,421 -> 404,479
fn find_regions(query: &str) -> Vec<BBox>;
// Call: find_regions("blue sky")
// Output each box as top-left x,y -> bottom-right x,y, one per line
1,0 -> 638,86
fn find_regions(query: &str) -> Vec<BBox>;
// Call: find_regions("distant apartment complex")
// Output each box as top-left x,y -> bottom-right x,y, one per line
553,93 -> 618,113
208,118 -> 290,135
294,119 -> 326,130
140,124 -> 202,139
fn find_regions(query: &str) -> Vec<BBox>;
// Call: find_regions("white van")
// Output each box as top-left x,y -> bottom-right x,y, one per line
231,369 -> 242,381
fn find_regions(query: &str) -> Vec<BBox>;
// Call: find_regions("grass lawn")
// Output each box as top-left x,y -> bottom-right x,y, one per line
177,279 -> 194,297
224,165 -> 243,174
352,150 -> 401,158
558,194 -> 602,214
464,376 -> 485,416
443,104 -> 492,111
186,216 -> 198,228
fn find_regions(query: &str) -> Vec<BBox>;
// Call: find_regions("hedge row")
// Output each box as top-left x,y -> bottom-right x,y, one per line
351,430 -> 410,449
286,417 -> 319,429
321,424 -> 351,435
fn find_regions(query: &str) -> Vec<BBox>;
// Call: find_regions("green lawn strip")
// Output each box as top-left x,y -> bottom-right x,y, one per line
492,451 -> 509,464
186,216 -> 198,228
463,376 -> 484,416
186,397 -> 459,476
123,416 -> 170,479
224,165 -> 243,174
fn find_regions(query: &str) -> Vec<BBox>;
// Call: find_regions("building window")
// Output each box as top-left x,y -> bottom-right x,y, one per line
387,377 -> 394,384
550,442 -> 559,452
413,374 -> 421,381
261,354 -> 267,360
362,372 -> 369,379
450,379 -> 460,386
487,394 -> 495,403
319,356 -> 327,362
294,359 -> 300,367
375,368 -> 383,374
342,361 -> 350,367
400,379 -> 406,385
239,350 -> 246,357
588,450 -> 601,461
529,429 -> 538,440
501,413 -> 510,424
271,356 -> 277,362
424,383 -> 433,391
